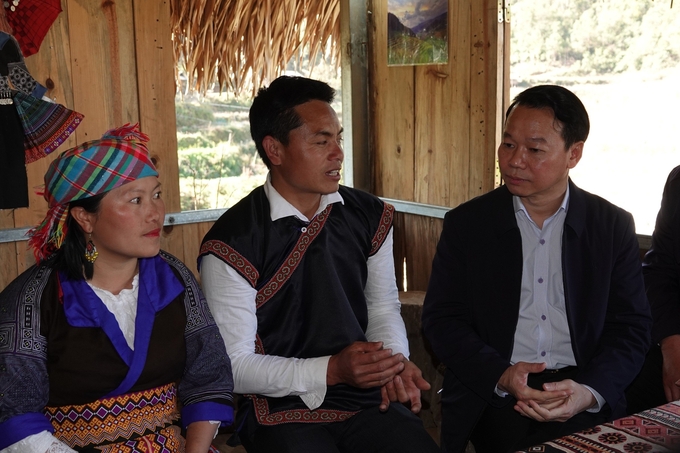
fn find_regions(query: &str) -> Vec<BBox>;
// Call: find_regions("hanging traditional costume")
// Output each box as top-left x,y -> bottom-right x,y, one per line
0,125 -> 234,452
0,30 -> 29,208
0,31 -> 83,209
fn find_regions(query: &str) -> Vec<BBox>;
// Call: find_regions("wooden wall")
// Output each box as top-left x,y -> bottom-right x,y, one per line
369,0 -> 506,291
0,0 -> 506,292
0,0 -> 180,290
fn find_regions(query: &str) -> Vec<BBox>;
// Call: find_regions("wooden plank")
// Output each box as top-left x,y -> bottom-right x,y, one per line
467,0 -> 501,200
0,243 -> 18,291
392,212 -> 443,292
66,0 -> 139,141
133,0 -> 181,213
413,0 -> 470,208
498,2 -> 511,189
369,0 -> 416,200
15,239 -> 35,275
0,210 -> 15,229
373,65 -> 416,200
402,213 -> 443,291
413,65 -> 453,206
160,224 -> 185,266
448,0 -> 472,209
0,210 -> 18,291
160,220 -> 213,281
182,221 -> 214,282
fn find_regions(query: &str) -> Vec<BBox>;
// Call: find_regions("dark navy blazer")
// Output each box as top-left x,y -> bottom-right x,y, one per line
644,165 -> 680,344
422,179 -> 652,448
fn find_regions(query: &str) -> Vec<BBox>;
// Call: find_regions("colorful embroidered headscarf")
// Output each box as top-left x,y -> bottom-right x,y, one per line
28,123 -> 158,262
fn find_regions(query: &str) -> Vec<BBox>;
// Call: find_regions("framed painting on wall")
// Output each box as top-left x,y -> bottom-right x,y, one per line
387,0 -> 448,66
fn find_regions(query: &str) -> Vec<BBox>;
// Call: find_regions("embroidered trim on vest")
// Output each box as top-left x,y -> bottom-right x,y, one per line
44,383 -> 179,448
370,202 -> 394,256
1,265 -> 51,359
254,333 -> 265,355
162,250 -> 218,336
249,394 -> 359,426
255,205 -> 332,309
201,239 -> 259,287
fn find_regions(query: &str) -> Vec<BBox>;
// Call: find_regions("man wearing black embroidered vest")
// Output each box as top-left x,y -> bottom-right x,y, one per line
199,76 -> 439,453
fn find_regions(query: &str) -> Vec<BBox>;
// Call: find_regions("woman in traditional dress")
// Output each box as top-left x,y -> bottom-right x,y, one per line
0,124 -> 234,452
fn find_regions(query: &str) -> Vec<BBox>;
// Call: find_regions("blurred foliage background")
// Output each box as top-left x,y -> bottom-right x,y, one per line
175,50 -> 340,211
511,0 -> 679,77
510,0 -> 680,235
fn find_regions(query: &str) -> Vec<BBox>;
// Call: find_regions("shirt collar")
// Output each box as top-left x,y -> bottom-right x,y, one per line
513,184 -> 570,219
264,172 -> 344,222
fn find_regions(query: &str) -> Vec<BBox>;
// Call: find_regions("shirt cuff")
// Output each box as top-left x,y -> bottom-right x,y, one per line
300,356 -> 331,410
582,385 -> 605,413
0,431 -> 70,453
0,413 -> 55,450
494,384 -> 509,398
181,401 -> 234,429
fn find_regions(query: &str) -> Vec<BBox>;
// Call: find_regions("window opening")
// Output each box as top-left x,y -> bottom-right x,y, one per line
175,48 -> 342,212
510,0 -> 680,235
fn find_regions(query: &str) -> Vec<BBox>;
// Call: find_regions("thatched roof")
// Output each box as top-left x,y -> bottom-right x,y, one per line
170,0 -> 340,95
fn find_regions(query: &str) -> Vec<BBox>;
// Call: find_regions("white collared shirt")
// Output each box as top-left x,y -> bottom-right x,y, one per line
201,174 -> 408,410
504,186 -> 604,411
511,189 -> 574,368
88,274 -> 139,350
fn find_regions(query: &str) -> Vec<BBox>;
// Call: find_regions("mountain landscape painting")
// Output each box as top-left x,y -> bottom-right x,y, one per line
388,0 -> 448,66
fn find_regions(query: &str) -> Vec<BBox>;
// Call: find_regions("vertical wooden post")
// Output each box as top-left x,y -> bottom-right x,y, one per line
368,0 -> 505,289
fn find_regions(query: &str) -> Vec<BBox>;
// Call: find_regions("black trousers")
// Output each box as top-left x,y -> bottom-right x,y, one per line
238,402 -> 440,453
0,102 -> 28,209
468,367 -> 610,453
625,344 -> 667,415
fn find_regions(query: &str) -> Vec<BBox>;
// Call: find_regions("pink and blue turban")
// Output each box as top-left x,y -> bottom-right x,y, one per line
28,123 -> 158,262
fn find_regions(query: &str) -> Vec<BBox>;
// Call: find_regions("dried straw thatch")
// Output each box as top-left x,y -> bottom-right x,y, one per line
169,0 -> 340,95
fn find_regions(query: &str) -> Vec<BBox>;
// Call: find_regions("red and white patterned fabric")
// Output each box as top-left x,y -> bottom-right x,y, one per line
519,401 -> 680,453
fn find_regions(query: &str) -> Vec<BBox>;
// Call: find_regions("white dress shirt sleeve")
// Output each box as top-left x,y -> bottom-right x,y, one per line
583,385 -> 605,413
364,229 -> 410,359
201,254 -> 329,410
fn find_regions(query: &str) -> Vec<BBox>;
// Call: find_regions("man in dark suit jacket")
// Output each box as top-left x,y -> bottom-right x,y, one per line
422,85 -> 652,453
626,165 -> 680,414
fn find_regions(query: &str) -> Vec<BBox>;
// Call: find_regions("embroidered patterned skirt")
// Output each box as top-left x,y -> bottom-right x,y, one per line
44,383 -> 188,452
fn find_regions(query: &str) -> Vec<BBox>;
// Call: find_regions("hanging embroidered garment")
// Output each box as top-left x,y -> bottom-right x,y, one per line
0,30 -> 45,97
0,31 -> 83,208
2,0 -> 62,57
0,32 -> 83,164
15,91 -> 83,164
0,32 -> 27,208
0,90 -> 28,209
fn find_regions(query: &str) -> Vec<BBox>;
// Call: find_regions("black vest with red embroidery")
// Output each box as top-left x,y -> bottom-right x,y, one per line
199,185 -> 394,425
